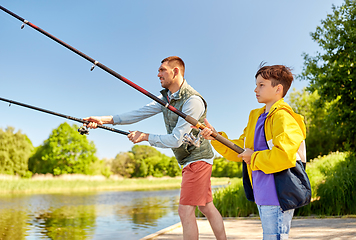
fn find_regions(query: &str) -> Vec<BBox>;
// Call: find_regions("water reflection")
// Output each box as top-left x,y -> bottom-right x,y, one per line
0,189 -> 181,239
0,209 -> 30,239
33,205 -> 96,239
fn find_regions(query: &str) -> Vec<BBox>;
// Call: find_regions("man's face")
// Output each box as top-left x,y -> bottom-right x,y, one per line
254,75 -> 279,105
157,61 -> 175,89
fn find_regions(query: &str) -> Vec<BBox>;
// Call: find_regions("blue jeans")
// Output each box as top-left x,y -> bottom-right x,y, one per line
257,205 -> 294,240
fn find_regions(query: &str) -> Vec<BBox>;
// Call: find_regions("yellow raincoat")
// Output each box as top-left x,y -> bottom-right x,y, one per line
211,98 -> 307,206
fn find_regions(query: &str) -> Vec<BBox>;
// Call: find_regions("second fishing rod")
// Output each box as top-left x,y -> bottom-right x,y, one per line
0,96 -> 129,136
0,5 -> 244,154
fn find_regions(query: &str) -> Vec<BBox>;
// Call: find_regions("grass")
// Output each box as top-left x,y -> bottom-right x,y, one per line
211,151 -> 356,217
0,175 -> 234,194
295,151 -> 355,216
210,178 -> 258,217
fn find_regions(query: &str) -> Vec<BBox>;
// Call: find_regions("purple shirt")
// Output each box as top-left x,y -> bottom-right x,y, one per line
252,112 -> 279,206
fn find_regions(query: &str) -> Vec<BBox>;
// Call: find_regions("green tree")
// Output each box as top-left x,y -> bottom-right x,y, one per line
288,88 -> 344,159
212,157 -> 242,178
130,145 -> 158,177
299,0 -> 356,151
111,152 -> 135,177
166,156 -> 181,177
129,145 -> 181,178
28,122 -> 98,175
130,145 -> 161,160
0,127 -> 33,177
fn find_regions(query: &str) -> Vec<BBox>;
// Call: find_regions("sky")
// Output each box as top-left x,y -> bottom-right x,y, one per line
0,0 -> 344,159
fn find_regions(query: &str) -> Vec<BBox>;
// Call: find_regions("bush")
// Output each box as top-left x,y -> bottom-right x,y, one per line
211,179 -> 257,217
296,152 -> 355,216
212,152 -> 355,217
311,152 -> 355,215
0,127 -> 33,177
111,145 -> 182,178
212,157 -> 242,178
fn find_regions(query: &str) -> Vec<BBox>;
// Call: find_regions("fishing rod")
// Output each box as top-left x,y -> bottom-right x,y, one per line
0,97 -> 129,136
0,5 -> 244,154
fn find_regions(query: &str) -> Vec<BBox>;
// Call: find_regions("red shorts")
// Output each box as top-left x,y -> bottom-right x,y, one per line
179,161 -> 213,206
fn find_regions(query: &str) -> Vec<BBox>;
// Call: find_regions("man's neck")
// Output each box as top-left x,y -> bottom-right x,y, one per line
168,77 -> 184,94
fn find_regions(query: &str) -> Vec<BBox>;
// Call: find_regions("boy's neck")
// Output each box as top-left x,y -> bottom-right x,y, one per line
265,98 -> 282,113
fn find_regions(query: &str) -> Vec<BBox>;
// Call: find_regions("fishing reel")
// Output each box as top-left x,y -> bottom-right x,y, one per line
78,125 -> 90,135
183,130 -> 202,147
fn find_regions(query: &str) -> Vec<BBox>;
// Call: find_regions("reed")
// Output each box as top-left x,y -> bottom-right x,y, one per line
0,175 -> 232,194
210,179 -> 257,217
210,152 -> 355,217
308,152 -> 355,215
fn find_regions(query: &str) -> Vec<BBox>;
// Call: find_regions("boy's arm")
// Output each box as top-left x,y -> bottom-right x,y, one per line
250,111 -> 304,174
211,130 -> 245,162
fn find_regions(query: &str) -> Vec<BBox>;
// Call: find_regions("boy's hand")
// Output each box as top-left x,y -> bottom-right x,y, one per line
197,118 -> 217,141
238,148 -> 253,164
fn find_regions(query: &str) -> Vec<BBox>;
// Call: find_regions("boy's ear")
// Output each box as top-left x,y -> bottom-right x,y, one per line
276,84 -> 283,95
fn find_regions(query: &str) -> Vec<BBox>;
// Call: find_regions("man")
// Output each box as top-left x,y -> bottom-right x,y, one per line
84,56 -> 226,239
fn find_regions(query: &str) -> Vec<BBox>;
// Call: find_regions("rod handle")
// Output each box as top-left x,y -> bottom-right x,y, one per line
211,132 -> 244,154
185,115 -> 244,154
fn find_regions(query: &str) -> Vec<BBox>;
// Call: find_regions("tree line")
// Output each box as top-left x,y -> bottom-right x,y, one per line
0,123 -> 242,178
1,1 -> 355,185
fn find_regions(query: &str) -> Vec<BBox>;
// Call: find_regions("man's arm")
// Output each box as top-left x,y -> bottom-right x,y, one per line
147,95 -> 205,148
84,96 -> 163,129
112,99 -> 162,125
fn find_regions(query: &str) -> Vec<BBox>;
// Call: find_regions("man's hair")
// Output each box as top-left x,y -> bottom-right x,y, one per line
161,56 -> 185,77
255,63 -> 293,97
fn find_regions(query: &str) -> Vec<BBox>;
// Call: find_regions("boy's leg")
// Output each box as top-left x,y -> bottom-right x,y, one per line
257,205 -> 294,240
198,201 -> 227,240
178,204 -> 198,240
278,208 -> 294,239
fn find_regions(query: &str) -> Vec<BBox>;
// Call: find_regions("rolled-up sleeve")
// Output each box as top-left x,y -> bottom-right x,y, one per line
148,95 -> 205,148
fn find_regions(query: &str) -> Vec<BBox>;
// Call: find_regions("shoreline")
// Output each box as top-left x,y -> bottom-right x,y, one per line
0,174 -> 234,194
141,216 -> 356,240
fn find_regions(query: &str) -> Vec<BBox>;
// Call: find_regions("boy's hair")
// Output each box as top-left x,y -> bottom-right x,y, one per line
161,56 -> 185,77
255,64 -> 293,97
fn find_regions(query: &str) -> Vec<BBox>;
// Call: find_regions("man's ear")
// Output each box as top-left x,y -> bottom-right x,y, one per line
173,67 -> 179,78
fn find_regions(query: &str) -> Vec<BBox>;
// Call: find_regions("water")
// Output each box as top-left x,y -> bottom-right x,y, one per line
0,189 -> 182,239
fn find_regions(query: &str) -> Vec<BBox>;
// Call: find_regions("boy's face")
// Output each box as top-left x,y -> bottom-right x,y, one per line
254,75 -> 281,105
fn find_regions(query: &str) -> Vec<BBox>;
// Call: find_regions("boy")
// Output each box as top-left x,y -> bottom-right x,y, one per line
199,64 -> 309,239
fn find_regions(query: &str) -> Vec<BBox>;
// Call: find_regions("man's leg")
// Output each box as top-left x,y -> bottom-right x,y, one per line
178,204 -> 198,240
199,201 -> 227,240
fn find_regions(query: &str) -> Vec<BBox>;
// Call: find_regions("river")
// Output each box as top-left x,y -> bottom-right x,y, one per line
0,189 -> 183,239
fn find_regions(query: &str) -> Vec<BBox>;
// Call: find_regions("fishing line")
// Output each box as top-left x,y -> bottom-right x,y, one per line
0,5 -> 244,154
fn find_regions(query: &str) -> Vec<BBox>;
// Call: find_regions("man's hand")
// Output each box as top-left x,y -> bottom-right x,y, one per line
83,116 -> 113,129
128,131 -> 149,143
238,148 -> 254,164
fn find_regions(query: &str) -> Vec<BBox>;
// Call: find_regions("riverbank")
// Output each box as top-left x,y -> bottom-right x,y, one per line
142,216 -> 356,239
0,174 -> 235,194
